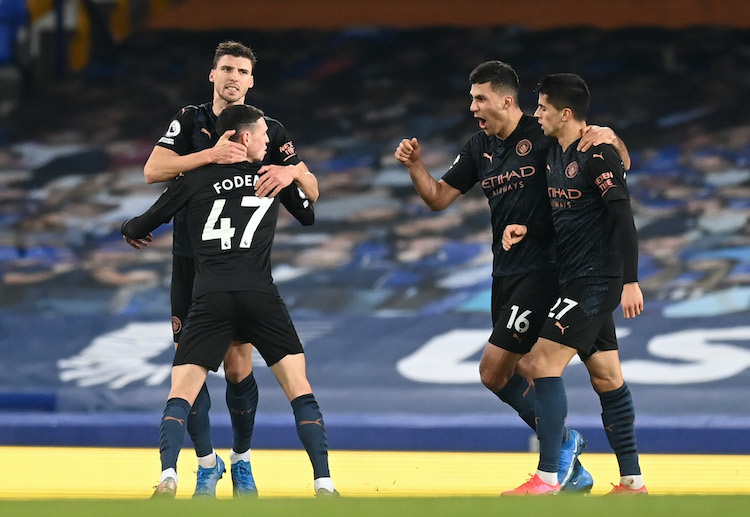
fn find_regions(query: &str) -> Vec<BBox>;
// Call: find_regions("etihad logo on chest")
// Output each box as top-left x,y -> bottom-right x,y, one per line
548,186 -> 582,208
483,166 -> 535,198
548,186 -> 582,199
481,166 -> 536,189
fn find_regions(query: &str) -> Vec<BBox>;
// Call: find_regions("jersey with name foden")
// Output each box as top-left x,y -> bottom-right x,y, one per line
155,102 -> 301,257
123,162 -> 309,298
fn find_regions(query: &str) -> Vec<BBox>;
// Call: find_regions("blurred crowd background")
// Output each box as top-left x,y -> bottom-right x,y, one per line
1,17 -> 749,319
0,0 -> 749,451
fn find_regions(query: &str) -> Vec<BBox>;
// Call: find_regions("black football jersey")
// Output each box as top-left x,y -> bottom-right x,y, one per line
442,115 -> 555,277
122,162 -> 312,297
546,141 -> 630,283
154,102 -> 302,257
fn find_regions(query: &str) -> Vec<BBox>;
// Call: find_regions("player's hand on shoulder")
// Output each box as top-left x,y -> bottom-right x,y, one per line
578,125 -> 617,152
255,164 -> 296,198
211,130 -> 247,164
395,137 -> 421,165
621,282 -> 644,319
502,224 -> 527,251
123,233 -> 152,250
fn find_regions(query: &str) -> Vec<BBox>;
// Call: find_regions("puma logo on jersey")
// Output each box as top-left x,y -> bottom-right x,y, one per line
555,321 -> 570,335
300,418 -> 323,427
483,152 -> 493,163
200,128 -> 212,138
164,416 -> 185,426
593,152 -> 604,160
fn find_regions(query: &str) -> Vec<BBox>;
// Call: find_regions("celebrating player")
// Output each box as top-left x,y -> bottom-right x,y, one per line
502,73 -> 646,496
123,105 -> 337,499
395,61 -> 632,493
132,41 -> 315,497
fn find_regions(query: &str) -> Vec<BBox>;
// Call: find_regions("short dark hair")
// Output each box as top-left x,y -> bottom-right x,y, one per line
215,105 -> 265,142
469,60 -> 519,99
536,73 -> 590,121
212,40 -> 257,69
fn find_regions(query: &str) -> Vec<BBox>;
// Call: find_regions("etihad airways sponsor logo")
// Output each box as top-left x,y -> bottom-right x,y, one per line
481,166 -> 535,189
548,186 -> 582,208
547,186 -> 582,199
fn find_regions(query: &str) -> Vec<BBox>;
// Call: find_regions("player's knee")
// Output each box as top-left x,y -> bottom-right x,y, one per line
519,354 -> 546,380
223,359 -> 253,384
515,355 -> 533,379
589,373 -> 623,393
479,369 -> 509,391
223,344 -> 254,383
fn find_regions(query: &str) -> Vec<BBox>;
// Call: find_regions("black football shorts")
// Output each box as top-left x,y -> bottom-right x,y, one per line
489,269 -> 560,354
174,288 -> 304,371
538,275 -> 622,360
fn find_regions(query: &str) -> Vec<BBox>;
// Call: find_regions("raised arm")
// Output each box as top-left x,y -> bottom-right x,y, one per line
394,137 -> 460,211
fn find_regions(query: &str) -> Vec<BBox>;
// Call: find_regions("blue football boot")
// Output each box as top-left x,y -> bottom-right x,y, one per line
193,454 -> 226,498
558,428 -> 586,486
231,460 -> 258,498
562,459 -> 594,494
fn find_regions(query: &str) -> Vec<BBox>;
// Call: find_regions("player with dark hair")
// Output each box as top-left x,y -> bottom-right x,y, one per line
395,60 -> 632,493
131,40 -> 316,497
123,104 -> 337,499
502,73 -> 646,495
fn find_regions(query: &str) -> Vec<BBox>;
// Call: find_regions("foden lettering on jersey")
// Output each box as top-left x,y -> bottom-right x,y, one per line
212,174 -> 260,194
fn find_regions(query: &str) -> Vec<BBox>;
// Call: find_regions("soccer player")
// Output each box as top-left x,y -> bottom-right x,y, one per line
395,61 -> 631,493
502,73 -> 647,495
122,104 -> 337,499
133,41 -> 315,497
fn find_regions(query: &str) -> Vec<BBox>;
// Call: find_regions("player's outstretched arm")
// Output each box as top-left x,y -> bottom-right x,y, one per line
143,130 -> 247,184
577,125 -> 631,171
502,224 -> 528,251
395,137 -> 460,211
